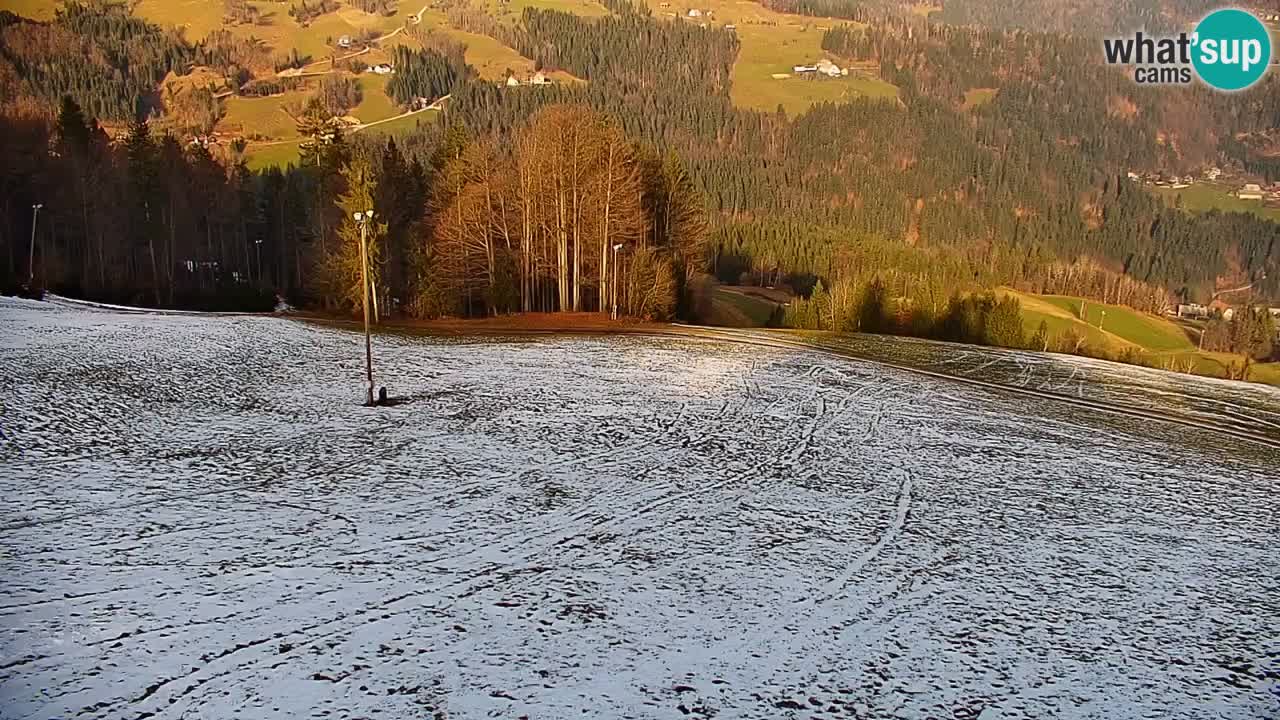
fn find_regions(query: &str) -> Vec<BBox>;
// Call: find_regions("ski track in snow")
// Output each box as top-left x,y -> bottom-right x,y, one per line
0,297 -> 1278,720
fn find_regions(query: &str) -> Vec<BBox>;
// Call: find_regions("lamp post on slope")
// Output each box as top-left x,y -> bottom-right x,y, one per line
611,243 -> 624,320
354,210 -> 376,405
28,203 -> 43,287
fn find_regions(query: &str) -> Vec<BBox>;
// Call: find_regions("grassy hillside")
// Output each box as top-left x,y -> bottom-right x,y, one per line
243,108 -> 437,169
1008,289 -> 1279,386
221,90 -> 310,141
1010,290 -> 1196,353
1151,182 -> 1280,223
642,0 -> 898,116
1035,295 -> 1194,352
485,0 -> 610,22
3,0 -> 57,20
706,287 -> 781,327
1014,292 -> 1132,354
127,0 -> 555,166
962,87 -> 997,109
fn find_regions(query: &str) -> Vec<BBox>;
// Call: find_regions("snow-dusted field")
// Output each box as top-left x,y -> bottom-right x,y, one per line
1,298 -> 1277,720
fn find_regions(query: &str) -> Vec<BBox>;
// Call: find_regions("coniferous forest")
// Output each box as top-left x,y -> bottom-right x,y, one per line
1,0 -> 1278,361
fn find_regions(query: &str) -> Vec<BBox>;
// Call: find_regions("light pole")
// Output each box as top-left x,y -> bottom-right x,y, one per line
354,210 -> 376,405
611,243 -> 623,320
1099,309 -> 1107,333
28,203 -> 43,286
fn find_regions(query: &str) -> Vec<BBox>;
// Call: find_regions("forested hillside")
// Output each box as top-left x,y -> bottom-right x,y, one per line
1,0 -> 1278,339
932,0 -> 1220,34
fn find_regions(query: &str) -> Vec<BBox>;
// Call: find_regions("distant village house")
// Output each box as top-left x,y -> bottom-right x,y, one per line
1238,183 -> 1264,200
793,59 -> 846,78
1176,303 -> 1209,319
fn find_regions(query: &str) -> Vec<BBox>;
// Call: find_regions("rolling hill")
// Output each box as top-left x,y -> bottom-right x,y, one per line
1008,289 -> 1280,385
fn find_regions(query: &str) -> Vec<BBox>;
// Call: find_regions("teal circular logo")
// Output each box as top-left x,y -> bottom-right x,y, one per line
1192,9 -> 1272,91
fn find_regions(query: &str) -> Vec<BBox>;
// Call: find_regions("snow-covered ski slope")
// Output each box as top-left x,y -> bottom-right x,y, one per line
1,297 -> 1277,719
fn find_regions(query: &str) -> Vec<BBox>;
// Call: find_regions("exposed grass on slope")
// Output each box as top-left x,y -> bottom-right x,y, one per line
962,87 -> 997,109
352,73 -> 398,123
243,108 -> 438,169
1013,292 -> 1132,353
448,26 -> 539,79
707,287 -> 779,327
638,0 -> 896,116
133,0 -> 229,42
220,89 -> 310,140
1035,295 -> 1194,352
360,108 -> 436,136
4,0 -> 58,20
1008,289 -> 1279,386
134,0 -> 421,56
732,26 -> 898,115
1150,182 -> 1280,223
245,139 -> 303,170
486,0 -> 610,23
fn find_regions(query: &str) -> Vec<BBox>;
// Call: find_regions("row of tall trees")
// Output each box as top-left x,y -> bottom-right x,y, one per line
417,106 -> 706,318
0,95 -> 705,319
0,97 -> 274,309
784,278 -> 1029,350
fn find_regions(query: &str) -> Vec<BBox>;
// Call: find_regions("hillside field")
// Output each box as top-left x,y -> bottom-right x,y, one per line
706,286 -> 782,327
3,0 -> 56,20
1007,289 -> 1280,386
11,0 -> 900,161
1151,182 -> 1280,223
243,108 -> 438,169
640,0 -> 898,115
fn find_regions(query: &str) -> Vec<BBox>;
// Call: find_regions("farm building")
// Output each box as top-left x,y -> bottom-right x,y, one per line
687,8 -> 701,17
506,75 -> 521,87
1176,303 -> 1209,319
366,64 -> 394,75
1238,183 -> 1264,200
530,71 -> 552,85
338,35 -> 352,49
815,58 -> 844,77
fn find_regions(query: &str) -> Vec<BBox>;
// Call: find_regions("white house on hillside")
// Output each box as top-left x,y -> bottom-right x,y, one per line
815,58 -> 843,77
1239,183 -> 1264,200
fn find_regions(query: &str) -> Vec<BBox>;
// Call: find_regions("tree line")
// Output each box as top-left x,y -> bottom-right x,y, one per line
0,94 -> 706,320
408,105 -> 708,318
